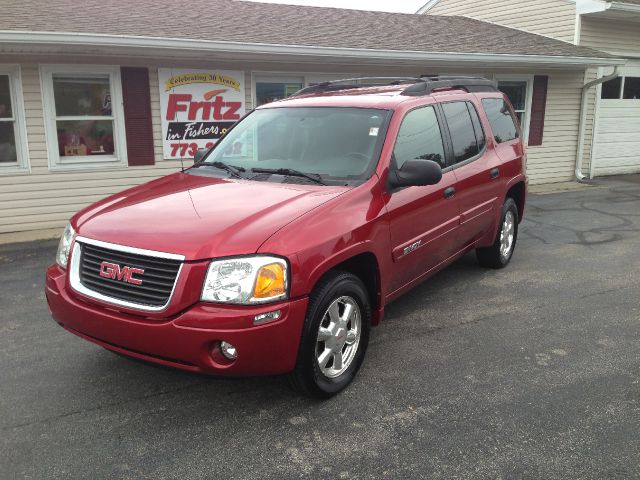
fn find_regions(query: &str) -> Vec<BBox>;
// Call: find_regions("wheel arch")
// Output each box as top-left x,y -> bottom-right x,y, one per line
306,248 -> 383,326
506,180 -> 526,223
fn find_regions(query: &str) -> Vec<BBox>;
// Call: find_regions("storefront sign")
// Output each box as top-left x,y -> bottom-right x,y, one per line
158,68 -> 245,159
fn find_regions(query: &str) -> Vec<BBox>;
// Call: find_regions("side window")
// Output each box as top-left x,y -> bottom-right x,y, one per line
481,98 -> 519,144
467,103 -> 486,152
393,106 -> 445,169
441,101 -> 481,164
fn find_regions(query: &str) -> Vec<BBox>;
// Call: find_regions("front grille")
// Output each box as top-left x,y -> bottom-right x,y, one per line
78,242 -> 182,308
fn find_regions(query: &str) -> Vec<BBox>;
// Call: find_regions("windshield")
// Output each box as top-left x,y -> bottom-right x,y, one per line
199,107 -> 390,185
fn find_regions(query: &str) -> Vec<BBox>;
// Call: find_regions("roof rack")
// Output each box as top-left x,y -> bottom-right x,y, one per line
290,76 -> 497,98
405,76 -> 498,96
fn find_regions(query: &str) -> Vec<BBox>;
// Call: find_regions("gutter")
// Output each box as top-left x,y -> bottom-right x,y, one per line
0,31 -> 626,67
608,2 -> 640,14
575,66 -> 621,181
416,0 -> 441,14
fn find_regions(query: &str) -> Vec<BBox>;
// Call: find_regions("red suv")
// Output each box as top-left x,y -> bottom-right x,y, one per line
46,77 -> 527,398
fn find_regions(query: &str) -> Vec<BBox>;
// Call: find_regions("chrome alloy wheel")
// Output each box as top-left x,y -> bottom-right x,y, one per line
500,210 -> 516,260
315,296 -> 362,378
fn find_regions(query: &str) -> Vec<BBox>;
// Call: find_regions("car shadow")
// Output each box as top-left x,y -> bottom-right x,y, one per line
383,251 -> 483,321
81,251 -> 486,406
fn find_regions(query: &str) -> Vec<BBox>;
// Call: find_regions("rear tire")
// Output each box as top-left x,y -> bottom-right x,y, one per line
476,197 -> 519,269
289,271 -> 371,399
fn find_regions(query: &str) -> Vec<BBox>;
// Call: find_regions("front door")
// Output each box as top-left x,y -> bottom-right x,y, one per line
386,105 -> 460,294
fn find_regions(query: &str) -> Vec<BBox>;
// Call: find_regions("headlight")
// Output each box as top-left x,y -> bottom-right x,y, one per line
56,223 -> 75,268
201,256 -> 288,304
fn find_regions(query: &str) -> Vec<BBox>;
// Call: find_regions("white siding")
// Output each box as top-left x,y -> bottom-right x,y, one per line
579,17 -> 640,57
591,61 -> 640,176
0,64 -> 181,234
592,100 -> 640,175
0,60 -> 585,234
524,71 -> 584,184
427,0 -> 577,43
580,19 -> 640,177
0,61 -> 256,235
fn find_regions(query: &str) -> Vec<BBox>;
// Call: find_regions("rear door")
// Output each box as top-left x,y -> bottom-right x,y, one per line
438,97 -> 502,247
386,104 -> 460,294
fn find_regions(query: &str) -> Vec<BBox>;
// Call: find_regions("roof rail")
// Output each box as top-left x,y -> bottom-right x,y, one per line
291,77 -> 424,97
289,76 -> 497,98
404,76 -> 498,95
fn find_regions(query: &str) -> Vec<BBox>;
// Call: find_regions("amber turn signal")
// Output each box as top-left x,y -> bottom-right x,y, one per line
253,263 -> 286,299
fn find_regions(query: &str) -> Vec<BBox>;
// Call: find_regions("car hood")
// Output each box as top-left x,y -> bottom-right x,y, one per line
73,172 -> 347,260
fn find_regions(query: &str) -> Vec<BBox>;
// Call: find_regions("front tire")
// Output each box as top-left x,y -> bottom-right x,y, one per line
476,197 -> 519,269
289,271 -> 371,399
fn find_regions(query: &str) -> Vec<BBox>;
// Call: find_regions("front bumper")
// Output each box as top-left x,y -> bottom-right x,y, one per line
45,264 -> 308,376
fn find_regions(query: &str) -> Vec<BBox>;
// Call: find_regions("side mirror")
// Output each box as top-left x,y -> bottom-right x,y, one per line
194,148 -> 208,163
388,159 -> 443,189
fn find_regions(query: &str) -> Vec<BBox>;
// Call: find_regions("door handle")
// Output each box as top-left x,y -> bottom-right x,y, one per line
490,167 -> 500,179
443,186 -> 456,199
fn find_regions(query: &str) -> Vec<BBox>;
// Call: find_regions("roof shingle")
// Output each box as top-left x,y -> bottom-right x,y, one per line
0,0 -> 615,59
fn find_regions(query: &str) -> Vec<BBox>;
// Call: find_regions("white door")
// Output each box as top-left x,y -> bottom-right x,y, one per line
592,62 -> 640,177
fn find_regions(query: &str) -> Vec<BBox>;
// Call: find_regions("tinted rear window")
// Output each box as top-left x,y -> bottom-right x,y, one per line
441,101 -> 481,163
482,98 -> 519,144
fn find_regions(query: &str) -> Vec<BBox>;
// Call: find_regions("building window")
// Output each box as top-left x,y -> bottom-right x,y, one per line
623,77 -> 640,100
41,65 -> 127,170
601,77 -> 622,99
254,75 -> 304,107
601,76 -> 640,100
482,98 -> 520,144
0,65 -> 29,174
252,74 -> 349,108
498,80 -> 531,130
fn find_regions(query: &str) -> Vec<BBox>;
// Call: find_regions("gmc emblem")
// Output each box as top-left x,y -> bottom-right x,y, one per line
99,261 -> 144,285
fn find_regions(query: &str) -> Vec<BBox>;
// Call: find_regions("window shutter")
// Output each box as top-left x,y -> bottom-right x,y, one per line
528,75 -> 548,147
121,67 -> 155,166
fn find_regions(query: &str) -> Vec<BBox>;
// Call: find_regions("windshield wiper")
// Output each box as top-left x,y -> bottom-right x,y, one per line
198,161 -> 246,179
251,168 -> 327,186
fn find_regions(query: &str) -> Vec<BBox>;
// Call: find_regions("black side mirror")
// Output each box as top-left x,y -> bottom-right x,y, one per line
388,159 -> 443,189
194,148 -> 208,163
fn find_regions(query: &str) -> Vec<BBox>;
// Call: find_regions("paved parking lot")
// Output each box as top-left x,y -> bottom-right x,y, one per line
1,175 -> 639,479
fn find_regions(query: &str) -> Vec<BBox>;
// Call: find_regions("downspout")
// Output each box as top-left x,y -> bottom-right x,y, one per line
575,66 -> 620,181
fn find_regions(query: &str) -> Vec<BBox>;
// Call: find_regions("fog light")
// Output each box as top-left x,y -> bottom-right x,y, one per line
254,309 -> 282,325
220,341 -> 237,360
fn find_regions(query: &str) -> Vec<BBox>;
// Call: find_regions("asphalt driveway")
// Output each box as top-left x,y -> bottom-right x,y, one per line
1,175 -> 639,479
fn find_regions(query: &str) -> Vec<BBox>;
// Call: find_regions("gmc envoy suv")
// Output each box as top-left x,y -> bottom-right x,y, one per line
46,76 -> 527,398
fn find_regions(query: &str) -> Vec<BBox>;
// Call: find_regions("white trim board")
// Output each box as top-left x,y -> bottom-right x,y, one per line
0,64 -> 30,175
0,31 -> 626,68
39,64 -> 128,172
494,74 -> 534,145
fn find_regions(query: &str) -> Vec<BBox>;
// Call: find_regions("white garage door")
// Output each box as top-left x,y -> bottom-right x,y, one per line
592,62 -> 640,177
